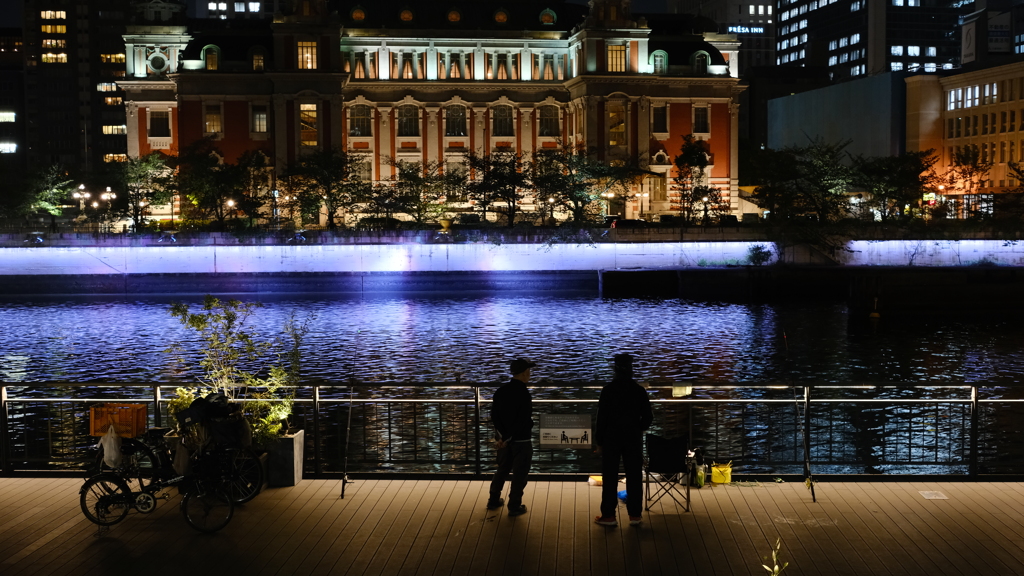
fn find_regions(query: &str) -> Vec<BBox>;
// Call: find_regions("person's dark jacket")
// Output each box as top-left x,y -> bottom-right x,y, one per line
595,375 -> 653,446
491,378 -> 534,442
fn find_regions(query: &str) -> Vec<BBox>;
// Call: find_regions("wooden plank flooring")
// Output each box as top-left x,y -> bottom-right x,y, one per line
2,477 -> 1024,576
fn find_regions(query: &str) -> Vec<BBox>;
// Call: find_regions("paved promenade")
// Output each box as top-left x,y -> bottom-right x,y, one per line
2,477 -> 1023,575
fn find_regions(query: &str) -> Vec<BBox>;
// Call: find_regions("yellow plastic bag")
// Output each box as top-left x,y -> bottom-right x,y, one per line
712,461 -> 732,484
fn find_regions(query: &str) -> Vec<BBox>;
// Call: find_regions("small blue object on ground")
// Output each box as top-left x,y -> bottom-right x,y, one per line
617,489 -> 628,501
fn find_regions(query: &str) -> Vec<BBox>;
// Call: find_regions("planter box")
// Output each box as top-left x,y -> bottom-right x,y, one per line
268,430 -> 304,487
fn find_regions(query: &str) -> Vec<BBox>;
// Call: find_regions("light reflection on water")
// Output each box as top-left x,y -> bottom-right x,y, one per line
1,294 -> 1023,383
3,294 -> 1024,475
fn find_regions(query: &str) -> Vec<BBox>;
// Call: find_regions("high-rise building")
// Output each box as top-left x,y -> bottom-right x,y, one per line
669,0 -> 776,76
23,0 -> 132,172
0,28 -> 25,173
773,0 -> 961,82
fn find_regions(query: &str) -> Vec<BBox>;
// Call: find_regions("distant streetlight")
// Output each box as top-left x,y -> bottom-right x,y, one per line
272,189 -> 280,229
73,184 -> 90,210
702,196 -> 709,225
638,191 -> 649,219
547,197 -> 555,223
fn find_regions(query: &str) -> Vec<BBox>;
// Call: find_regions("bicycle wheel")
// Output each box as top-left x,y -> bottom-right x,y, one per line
80,474 -> 132,526
180,486 -> 234,533
95,438 -> 158,493
226,448 -> 264,504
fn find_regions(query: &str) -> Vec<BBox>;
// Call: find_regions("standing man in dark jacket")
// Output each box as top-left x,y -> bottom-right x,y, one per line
594,353 -> 653,526
487,358 -> 536,517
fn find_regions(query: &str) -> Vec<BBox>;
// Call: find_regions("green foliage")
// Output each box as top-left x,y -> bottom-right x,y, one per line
747,244 -> 772,266
530,143 -> 645,225
107,153 -> 170,231
853,150 -> 938,223
375,158 -> 466,224
285,147 -> 370,229
166,296 -> 312,448
761,538 -> 790,575
673,135 -> 728,225
30,164 -> 74,217
464,150 -> 532,227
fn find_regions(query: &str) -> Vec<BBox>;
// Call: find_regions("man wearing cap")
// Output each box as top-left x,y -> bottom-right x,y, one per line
594,353 -> 653,526
486,358 -> 536,517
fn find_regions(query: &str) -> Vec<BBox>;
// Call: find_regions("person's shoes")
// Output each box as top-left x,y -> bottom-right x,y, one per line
486,498 -> 504,510
628,516 -> 642,526
594,515 -> 618,526
508,505 -> 527,517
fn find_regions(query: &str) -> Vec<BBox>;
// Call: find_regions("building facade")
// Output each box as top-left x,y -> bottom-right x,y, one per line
122,0 -> 745,223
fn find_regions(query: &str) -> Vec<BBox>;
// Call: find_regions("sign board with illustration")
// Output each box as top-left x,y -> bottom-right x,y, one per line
539,414 -> 592,449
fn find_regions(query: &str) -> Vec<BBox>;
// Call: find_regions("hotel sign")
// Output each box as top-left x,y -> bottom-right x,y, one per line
728,25 -> 765,34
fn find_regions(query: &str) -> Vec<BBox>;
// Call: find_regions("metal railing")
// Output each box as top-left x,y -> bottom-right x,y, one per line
3,382 -> 1024,479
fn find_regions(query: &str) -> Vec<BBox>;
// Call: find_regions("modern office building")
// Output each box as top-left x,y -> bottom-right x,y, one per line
0,28 -> 26,173
121,0 -> 747,222
22,0 -> 134,173
773,0 -> 961,82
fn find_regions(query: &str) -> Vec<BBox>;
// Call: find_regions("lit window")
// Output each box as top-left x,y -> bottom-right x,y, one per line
749,5 -> 755,14
235,2 -> 245,12
925,63 -> 936,72
926,47 -> 936,57
908,46 -> 920,56
219,2 -> 227,9
96,82 -> 118,92
891,46 -> 903,56
42,39 -> 65,48
892,0 -> 903,5
102,125 -> 127,135
205,48 -> 218,70
40,10 -> 66,19
839,37 -> 849,47
829,40 -> 837,50
104,97 -> 123,105
608,103 -> 627,143
0,112 -> 13,122
100,53 -> 126,64
41,53 -> 67,63
891,62 -> 903,71
252,105 -> 267,133
40,25 -> 67,33
249,2 -> 261,11
607,45 -> 626,72
297,41 -> 317,69
851,33 -> 860,44
205,104 -> 222,133
208,2 -> 217,9
0,142 -> 17,153
104,154 -> 127,162
253,53 -> 264,71
767,5 -> 772,13
300,103 -> 318,146
829,56 -> 838,66
759,5 -> 765,14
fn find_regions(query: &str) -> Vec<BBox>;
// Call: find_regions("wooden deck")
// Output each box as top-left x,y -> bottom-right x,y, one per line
2,477 -> 1024,575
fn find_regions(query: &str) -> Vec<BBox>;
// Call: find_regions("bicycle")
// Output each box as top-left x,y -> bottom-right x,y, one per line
81,434 -> 236,533
91,426 -> 264,505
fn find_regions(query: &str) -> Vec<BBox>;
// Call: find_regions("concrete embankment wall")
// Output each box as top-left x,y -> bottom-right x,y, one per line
3,241 -> 1024,307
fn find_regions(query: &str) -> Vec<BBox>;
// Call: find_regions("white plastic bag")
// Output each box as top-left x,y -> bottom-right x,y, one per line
99,425 -> 122,469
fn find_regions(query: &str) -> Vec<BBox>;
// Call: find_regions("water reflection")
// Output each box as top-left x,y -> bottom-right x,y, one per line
2,294 -> 1023,383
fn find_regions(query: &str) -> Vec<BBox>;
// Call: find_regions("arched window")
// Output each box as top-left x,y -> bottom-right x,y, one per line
203,45 -> 220,70
693,52 -> 710,75
349,104 -> 372,136
445,105 -> 467,137
492,105 -> 514,136
251,48 -> 265,71
397,105 -> 419,136
538,105 -> 559,136
652,51 -> 667,75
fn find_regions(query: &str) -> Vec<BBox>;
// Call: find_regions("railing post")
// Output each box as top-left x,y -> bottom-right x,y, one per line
153,384 -> 162,428
474,382 -> 482,476
1,385 -> 9,474
313,385 -> 321,477
970,385 -> 979,479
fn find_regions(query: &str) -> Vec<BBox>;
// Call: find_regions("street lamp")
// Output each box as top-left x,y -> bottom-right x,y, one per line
272,189 -> 279,230
547,197 -> 555,224
638,192 -> 649,220
73,184 -> 90,210
702,195 -> 710,225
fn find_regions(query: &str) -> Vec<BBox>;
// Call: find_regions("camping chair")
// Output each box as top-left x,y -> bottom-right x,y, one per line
644,434 -> 693,512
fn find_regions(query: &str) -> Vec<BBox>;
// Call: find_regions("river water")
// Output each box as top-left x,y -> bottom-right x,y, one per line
2,294 -> 1023,383
3,295 -> 1024,475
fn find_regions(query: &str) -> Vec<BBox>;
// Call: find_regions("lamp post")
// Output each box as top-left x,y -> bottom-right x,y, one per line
272,189 -> 279,230
547,197 -> 555,225
73,184 -> 90,210
701,195 -> 709,225
638,192 -> 649,220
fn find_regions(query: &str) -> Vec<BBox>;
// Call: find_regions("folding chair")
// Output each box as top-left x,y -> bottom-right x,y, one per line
644,434 -> 694,512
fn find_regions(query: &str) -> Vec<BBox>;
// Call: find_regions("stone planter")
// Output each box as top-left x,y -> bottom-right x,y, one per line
267,430 -> 304,487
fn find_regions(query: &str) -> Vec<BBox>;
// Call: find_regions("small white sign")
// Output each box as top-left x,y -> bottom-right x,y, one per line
539,414 -> 592,449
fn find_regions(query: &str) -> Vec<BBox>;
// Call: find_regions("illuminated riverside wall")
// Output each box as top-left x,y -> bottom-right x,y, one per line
1,240 -> 1023,275
1,240 -> 1023,298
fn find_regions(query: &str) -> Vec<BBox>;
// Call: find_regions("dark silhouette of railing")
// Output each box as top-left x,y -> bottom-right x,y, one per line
3,382 -> 1024,479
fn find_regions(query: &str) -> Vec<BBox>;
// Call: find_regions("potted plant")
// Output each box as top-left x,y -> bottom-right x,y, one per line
166,296 -> 311,487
